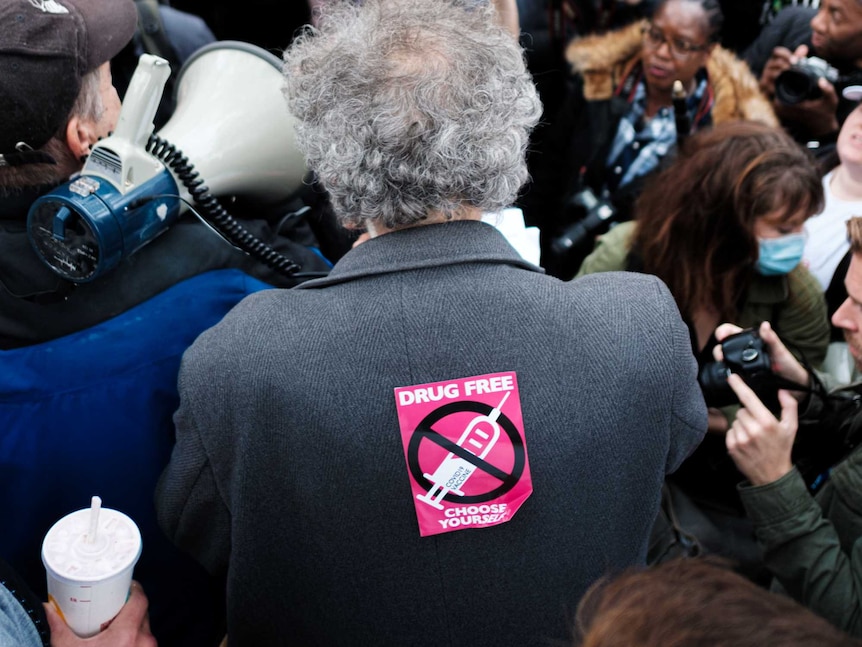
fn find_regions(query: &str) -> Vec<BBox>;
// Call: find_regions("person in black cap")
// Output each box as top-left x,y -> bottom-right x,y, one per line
0,1 -> 323,646
0,0 -> 136,172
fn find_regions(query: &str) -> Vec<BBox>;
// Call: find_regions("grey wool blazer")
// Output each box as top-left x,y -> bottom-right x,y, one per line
156,219 -> 707,647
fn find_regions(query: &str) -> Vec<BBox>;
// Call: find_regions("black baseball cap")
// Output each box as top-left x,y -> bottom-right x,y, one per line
0,0 -> 137,165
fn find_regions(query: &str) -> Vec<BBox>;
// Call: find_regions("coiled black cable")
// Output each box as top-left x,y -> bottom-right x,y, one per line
146,133 -> 302,277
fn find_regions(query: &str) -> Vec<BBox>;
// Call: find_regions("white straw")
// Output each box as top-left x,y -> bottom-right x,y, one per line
87,496 -> 102,544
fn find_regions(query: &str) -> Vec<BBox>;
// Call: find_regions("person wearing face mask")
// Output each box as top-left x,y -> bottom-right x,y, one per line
518,0 -> 777,280
576,120 -> 829,578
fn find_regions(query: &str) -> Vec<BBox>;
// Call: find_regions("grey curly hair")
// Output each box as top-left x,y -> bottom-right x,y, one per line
282,0 -> 542,229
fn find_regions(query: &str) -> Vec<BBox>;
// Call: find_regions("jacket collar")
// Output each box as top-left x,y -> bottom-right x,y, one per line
296,220 -> 544,289
747,271 -> 789,305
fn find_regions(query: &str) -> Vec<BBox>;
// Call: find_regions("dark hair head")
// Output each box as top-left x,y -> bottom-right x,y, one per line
654,0 -> 724,43
0,0 -> 137,161
631,120 -> 824,321
575,557 -> 862,647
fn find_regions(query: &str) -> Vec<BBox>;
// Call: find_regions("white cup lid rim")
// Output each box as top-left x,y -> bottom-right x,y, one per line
843,85 -> 862,101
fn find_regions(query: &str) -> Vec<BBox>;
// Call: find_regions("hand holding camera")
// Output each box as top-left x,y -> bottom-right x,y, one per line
704,322 -> 802,485
774,72 -> 840,138
725,372 -> 799,486
699,322 -> 810,411
759,44 -> 808,99
763,44 -> 845,137
774,55 -> 839,106
759,45 -> 842,137
712,321 -> 810,393
712,323 -> 862,487
706,321 -> 812,486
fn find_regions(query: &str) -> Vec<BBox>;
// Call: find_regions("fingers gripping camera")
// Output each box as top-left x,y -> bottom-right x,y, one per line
699,329 -> 775,410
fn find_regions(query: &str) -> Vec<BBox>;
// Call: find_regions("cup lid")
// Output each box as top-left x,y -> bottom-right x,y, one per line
843,85 -> 862,101
42,507 -> 141,582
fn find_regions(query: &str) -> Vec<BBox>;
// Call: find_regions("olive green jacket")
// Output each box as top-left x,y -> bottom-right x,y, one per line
575,221 -> 830,368
739,374 -> 862,637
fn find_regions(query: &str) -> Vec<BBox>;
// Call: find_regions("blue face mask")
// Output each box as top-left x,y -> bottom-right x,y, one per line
756,233 -> 806,276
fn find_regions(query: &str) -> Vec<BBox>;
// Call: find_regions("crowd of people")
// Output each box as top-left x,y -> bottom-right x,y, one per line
4,0 -> 862,645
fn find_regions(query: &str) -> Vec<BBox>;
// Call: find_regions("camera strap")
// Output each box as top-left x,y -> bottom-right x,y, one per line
764,373 -> 817,396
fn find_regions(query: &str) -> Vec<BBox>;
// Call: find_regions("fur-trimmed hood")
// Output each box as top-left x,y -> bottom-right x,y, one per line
565,20 -> 777,126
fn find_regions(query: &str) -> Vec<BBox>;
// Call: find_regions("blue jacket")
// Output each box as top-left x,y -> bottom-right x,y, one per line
0,269 -> 271,647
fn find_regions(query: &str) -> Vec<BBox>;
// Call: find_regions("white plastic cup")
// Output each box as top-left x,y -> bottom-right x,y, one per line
41,504 -> 142,637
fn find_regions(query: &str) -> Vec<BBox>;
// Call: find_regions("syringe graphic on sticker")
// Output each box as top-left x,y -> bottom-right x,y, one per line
416,391 -> 510,510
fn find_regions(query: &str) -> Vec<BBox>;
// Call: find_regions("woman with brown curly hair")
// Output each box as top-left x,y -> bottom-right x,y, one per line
578,120 -> 827,409
576,120 -> 830,574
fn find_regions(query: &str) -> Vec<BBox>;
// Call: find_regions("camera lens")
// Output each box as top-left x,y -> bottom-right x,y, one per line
551,221 -> 588,256
698,361 -> 727,391
697,361 -> 737,409
775,68 -> 821,105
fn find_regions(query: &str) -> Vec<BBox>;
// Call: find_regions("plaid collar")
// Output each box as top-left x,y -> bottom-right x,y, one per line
605,67 -> 711,192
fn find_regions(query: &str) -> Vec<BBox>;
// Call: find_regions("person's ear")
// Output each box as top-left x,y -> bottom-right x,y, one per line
64,115 -> 98,160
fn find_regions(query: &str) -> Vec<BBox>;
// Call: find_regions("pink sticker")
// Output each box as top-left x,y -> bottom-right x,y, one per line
394,371 -> 532,537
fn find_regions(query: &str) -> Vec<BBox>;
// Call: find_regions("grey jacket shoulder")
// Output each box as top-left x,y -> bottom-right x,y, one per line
160,223 -> 709,644
570,267 -> 677,321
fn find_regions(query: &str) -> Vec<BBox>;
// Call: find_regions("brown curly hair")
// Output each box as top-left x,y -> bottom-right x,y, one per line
575,556 -> 861,646
631,120 -> 824,322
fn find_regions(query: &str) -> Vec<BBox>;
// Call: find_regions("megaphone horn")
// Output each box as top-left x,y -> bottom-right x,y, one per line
158,41 -> 307,204
27,42 -> 310,283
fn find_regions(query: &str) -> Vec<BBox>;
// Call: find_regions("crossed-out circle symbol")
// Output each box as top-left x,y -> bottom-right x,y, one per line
407,400 -> 525,504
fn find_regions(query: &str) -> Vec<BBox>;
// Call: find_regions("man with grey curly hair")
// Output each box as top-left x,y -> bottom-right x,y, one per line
156,1 -> 708,645
285,0 -> 536,231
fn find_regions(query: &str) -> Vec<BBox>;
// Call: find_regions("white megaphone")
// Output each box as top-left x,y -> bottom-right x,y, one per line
159,41 -> 307,203
27,41 -> 308,283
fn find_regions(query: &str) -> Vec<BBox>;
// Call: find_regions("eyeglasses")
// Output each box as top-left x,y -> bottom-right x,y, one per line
642,25 -> 709,59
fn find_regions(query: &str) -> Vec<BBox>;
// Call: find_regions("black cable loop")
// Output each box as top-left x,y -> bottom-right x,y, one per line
146,133 -> 301,277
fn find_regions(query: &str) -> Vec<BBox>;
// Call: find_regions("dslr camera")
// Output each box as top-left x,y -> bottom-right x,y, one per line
548,187 -> 617,278
774,56 -> 840,105
698,328 -> 777,410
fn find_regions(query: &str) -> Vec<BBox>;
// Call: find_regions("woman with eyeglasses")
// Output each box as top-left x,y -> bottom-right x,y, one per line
522,0 -> 776,280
